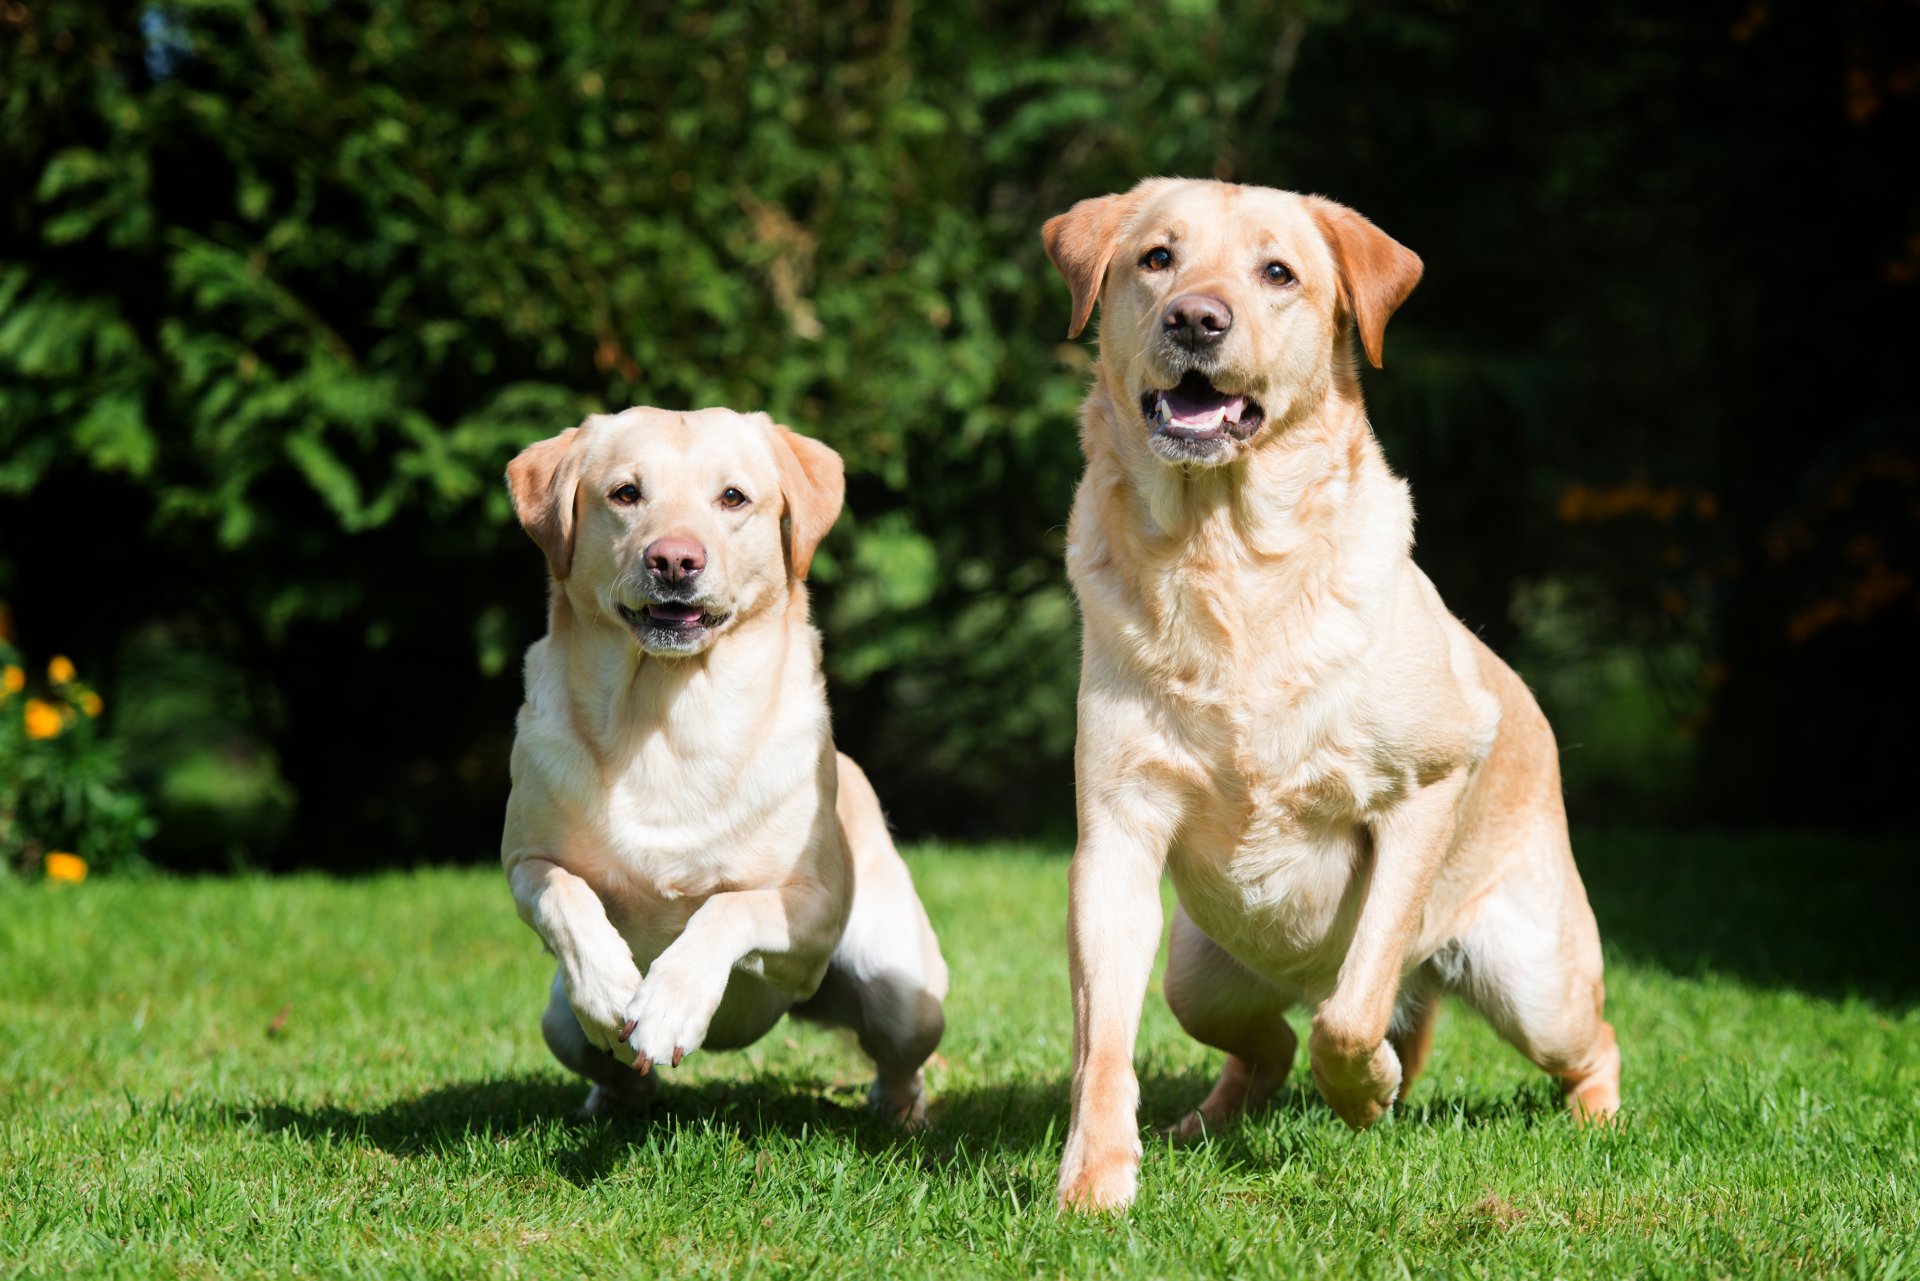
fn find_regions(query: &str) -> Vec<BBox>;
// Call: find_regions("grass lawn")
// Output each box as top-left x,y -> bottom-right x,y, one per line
2,831 -> 1915,1279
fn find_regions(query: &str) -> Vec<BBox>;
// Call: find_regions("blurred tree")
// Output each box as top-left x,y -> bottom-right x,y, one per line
1,0 -> 1912,866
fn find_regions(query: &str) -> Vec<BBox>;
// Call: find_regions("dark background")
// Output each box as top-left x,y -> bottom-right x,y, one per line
2,0 -> 1915,871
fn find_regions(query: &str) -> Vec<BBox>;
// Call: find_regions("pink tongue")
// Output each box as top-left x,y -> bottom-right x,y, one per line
1162,388 -> 1248,426
647,604 -> 701,623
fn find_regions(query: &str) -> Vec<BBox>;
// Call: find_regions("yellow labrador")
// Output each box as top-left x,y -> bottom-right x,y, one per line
1043,180 -> 1620,1211
501,407 -> 947,1122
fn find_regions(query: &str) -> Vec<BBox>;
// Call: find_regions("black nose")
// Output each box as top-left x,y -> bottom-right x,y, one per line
1163,293 -> 1233,348
644,534 -> 706,585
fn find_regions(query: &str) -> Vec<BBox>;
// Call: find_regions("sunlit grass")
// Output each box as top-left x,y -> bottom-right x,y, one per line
2,834 -> 1914,1278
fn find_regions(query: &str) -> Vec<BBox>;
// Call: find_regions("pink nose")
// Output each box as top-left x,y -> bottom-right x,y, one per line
644,535 -> 706,585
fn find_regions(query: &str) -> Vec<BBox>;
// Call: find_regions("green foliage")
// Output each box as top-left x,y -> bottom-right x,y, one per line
1,0 -> 1354,851
1,1 -> 1913,858
0,609 -> 153,876
1,836 -> 1916,1275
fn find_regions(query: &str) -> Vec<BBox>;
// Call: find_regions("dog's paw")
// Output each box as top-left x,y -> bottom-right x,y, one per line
1162,1108 -> 1215,1146
1309,1022 -> 1402,1131
579,1075 -> 656,1120
621,959 -> 726,1073
869,1073 -> 928,1129
1056,1152 -> 1140,1214
566,953 -> 644,1060
1056,1127 -> 1143,1213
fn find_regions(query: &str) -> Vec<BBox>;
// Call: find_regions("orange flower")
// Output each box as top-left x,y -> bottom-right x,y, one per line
1,665 -> 22,696
48,655 -> 76,685
24,697 -> 63,739
80,691 -> 104,718
44,852 -> 88,883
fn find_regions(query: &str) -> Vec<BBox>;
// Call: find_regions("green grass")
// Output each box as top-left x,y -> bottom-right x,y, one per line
2,832 -> 1915,1279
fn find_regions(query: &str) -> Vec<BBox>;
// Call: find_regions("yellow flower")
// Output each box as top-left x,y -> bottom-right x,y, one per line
80,691 -> 104,718
1,665 -> 22,696
24,697 -> 63,739
48,655 -> 76,685
44,852 -> 88,883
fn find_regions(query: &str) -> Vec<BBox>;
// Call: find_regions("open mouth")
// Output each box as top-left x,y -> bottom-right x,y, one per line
1140,371 -> 1266,444
616,601 -> 729,643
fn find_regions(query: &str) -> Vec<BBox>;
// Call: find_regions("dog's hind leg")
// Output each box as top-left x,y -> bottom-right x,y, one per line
792,855 -> 947,1124
796,756 -> 949,1125
794,957 -> 946,1125
798,868 -> 947,1125
1441,869 -> 1620,1123
539,968 -> 656,1117
1162,906 -> 1299,1143
791,860 -> 947,1124
1388,984 -> 1440,1103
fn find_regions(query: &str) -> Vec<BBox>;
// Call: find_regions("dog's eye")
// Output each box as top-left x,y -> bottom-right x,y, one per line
1262,261 -> 1296,286
609,483 -> 642,506
719,487 -> 749,510
1141,247 -> 1173,272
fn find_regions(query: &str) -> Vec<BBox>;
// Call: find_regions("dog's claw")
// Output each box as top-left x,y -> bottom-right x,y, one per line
671,1046 -> 685,1068
634,1052 -> 652,1075
619,1019 -> 637,1040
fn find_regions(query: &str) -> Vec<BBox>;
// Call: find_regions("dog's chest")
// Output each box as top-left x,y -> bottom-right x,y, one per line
519,684 -> 826,944
599,730 -> 817,888
1128,548 -> 1400,810
1171,678 -> 1389,984
1172,808 -> 1369,991
1127,559 -> 1411,983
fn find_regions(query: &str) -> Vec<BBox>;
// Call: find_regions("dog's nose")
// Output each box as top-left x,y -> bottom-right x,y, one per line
645,535 -> 706,585
1163,293 -> 1233,347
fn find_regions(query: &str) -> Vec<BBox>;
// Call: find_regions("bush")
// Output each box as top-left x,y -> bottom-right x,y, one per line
2,2 -> 1913,864
2,0 -> 1334,857
0,604 -> 154,877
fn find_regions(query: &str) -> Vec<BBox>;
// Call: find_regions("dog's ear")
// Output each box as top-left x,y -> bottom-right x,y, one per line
767,421 -> 845,581
1043,192 -> 1140,340
506,426 -> 585,579
1304,196 -> 1423,369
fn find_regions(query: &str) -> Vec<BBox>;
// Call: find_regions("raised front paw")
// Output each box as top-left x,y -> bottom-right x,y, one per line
1309,1019 -> 1403,1130
622,959 -> 727,1074
566,953 -> 644,1061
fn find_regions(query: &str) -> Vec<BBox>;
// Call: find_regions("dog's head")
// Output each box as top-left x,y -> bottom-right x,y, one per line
505,407 -> 844,658
1044,179 -> 1421,467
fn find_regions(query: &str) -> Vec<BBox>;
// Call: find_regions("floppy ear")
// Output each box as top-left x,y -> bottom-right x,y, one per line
1042,192 -> 1138,340
767,422 -> 845,580
505,426 -> 584,579
1303,196 -> 1424,369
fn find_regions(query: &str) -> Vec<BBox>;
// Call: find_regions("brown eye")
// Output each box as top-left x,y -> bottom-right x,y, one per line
719,487 -> 749,510
1141,247 -> 1173,272
610,483 -> 641,505
1262,261 -> 1295,286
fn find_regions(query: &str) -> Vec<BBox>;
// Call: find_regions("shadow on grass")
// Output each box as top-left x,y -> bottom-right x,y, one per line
231,1063 -> 1566,1193
932,1073 -> 1567,1204
236,1070 -> 940,1187
1573,829 -> 1918,1006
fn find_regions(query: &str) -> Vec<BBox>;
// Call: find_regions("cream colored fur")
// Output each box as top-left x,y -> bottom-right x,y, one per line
1043,180 -> 1620,1212
501,407 -> 947,1122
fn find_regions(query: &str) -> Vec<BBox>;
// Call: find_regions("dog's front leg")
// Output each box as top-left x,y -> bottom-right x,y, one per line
622,881 -> 838,1072
1310,768 -> 1468,1128
509,856 -> 642,1061
1057,780 -> 1178,1213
